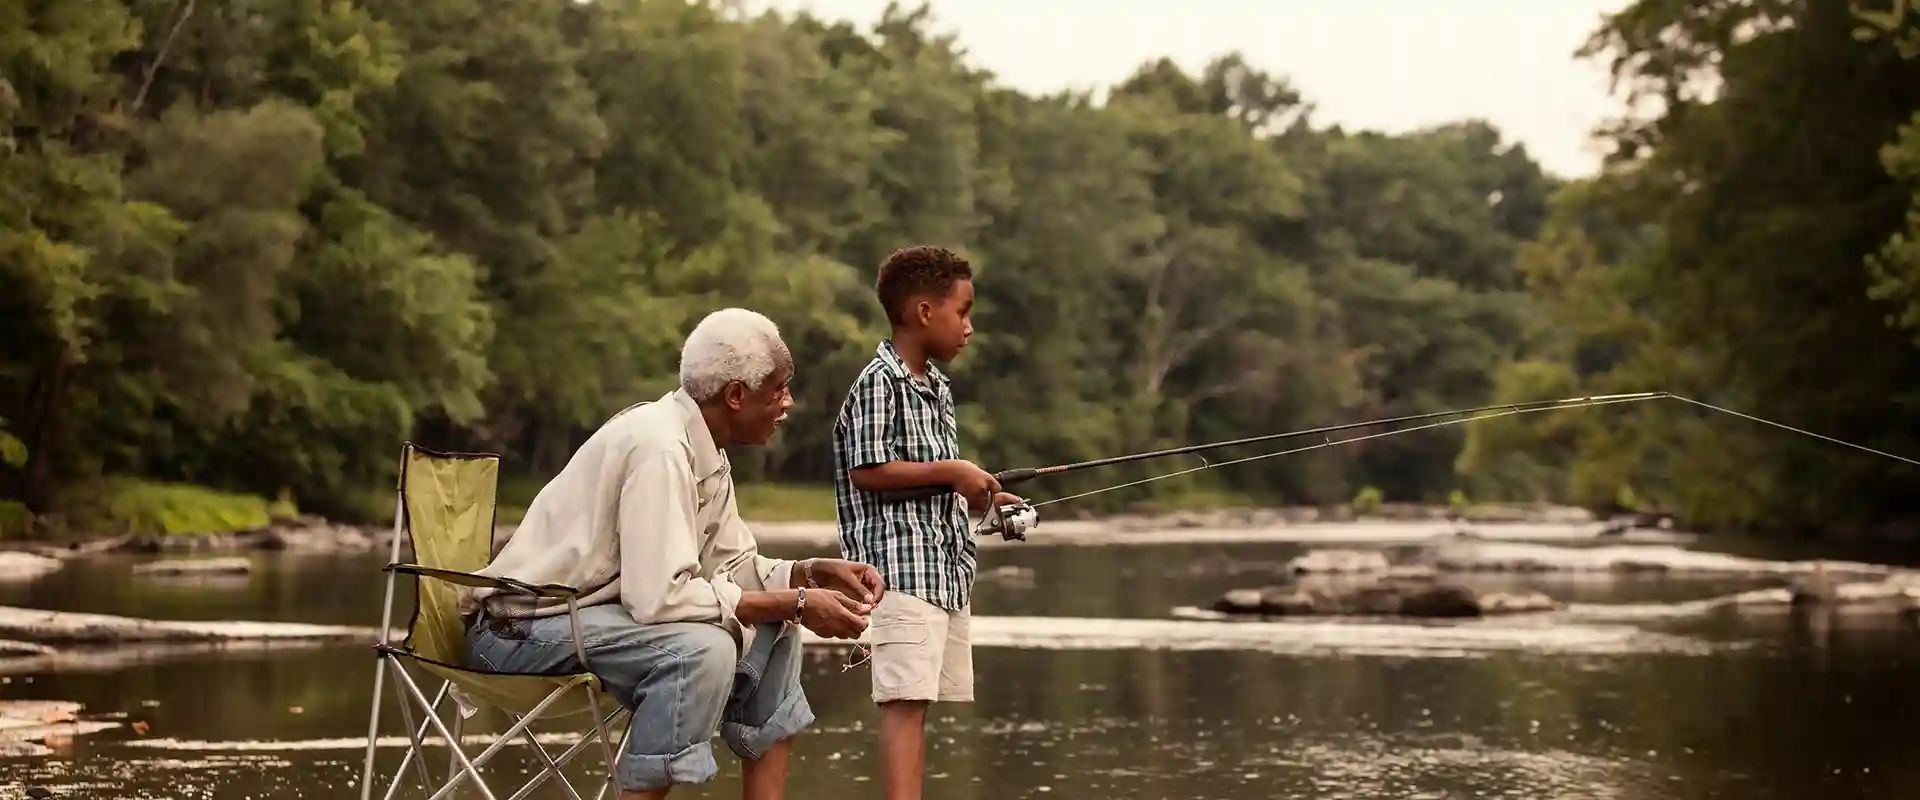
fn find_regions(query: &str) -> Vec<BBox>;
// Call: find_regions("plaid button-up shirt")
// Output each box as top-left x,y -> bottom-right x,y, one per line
831,340 -> 976,611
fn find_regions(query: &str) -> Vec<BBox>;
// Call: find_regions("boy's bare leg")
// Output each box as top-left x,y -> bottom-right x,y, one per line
879,700 -> 930,800
741,738 -> 794,800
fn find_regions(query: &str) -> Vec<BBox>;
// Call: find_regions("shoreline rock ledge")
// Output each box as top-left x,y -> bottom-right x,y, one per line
1211,571 -> 1559,619
1290,541 -> 1896,580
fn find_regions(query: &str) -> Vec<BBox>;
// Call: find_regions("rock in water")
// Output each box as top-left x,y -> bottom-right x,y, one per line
1350,585 -> 1405,615
0,700 -> 119,758
1211,589 -> 1266,614
1477,590 -> 1559,615
1287,549 -> 1390,574
1258,586 -> 1325,615
0,605 -> 384,645
0,553 -> 62,584
131,557 -> 252,577
1208,577 -> 1559,619
0,640 -> 56,658
1397,584 -> 1484,618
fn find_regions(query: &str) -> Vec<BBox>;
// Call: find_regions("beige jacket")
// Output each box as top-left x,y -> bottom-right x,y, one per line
460,388 -> 794,651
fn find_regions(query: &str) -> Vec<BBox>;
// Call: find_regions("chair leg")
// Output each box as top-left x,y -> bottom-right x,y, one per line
393,665 -> 499,800
381,679 -> 450,800
582,686 -> 622,797
518,728 -> 587,800
502,707 -> 628,800
447,712 -> 464,786
364,490 -> 409,800
360,654 -> 387,800
592,721 -> 634,800
420,680 -> 581,800
386,664 -> 441,792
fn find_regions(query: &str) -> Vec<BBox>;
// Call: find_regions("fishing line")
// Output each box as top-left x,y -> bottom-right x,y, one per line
1664,395 -> 1920,467
839,391 -> 1918,671
951,391 -> 1918,538
1031,393 -> 1657,508
884,392 -> 1674,504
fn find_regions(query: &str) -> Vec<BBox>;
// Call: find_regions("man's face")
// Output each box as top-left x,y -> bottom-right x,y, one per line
725,360 -> 794,447
920,278 -> 974,362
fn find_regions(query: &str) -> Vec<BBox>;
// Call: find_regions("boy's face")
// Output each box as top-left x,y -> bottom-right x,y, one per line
916,278 -> 974,362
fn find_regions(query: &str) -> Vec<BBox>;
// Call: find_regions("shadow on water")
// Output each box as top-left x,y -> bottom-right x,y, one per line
2,535 -> 1920,798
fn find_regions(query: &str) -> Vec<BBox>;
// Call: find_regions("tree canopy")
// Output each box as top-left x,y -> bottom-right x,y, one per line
3,0 -> 1917,536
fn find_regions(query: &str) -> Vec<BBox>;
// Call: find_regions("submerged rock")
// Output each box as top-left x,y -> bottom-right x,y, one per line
1415,541 -> 1893,579
1209,576 -> 1558,619
0,640 -> 56,658
1288,549 -> 1390,574
252,518 -> 378,552
0,605 -> 384,646
0,553 -> 62,583
0,700 -> 120,758
131,557 -> 252,577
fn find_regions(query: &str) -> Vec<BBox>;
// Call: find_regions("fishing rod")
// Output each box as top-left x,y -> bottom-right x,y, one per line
878,391 -> 1920,540
886,392 -> 1667,503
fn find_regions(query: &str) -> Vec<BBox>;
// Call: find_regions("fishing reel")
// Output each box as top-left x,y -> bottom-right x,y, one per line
973,498 -> 1039,541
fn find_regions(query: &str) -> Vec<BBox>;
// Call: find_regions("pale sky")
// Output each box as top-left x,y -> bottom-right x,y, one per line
756,0 -> 1634,178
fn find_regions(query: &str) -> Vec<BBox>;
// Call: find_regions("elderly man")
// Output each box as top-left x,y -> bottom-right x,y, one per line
461,308 -> 884,800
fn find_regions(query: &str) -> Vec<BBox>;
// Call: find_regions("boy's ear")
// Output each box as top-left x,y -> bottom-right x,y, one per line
914,298 -> 932,326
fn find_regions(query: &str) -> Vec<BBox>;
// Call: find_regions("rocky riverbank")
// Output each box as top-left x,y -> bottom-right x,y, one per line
1211,540 -> 1920,620
5,515 -> 390,558
0,699 -> 121,757
1293,540 -> 1895,580
1211,573 -> 1562,618
0,605 -> 386,647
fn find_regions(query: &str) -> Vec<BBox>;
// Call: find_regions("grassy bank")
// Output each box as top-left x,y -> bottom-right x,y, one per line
1,479 -> 297,540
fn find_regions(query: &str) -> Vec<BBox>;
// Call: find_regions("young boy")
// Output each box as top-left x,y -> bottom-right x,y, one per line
831,245 -> 1016,800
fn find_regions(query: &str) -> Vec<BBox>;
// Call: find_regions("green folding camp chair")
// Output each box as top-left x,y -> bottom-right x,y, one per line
359,442 -> 628,800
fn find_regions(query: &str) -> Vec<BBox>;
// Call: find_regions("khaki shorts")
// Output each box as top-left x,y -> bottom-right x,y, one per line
868,591 -> 973,704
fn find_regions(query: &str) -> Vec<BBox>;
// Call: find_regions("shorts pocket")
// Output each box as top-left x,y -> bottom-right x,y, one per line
870,621 -> 932,695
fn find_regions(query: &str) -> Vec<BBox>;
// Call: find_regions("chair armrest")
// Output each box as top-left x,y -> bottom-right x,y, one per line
384,563 -> 581,599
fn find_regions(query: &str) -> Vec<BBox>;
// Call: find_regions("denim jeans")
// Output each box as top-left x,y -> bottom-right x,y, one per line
466,604 -> 813,792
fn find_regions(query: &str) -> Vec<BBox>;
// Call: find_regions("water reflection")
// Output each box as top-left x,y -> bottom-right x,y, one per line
0,537 -> 1918,798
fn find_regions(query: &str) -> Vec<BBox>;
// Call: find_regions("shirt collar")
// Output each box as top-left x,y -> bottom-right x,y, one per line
877,339 -> 948,388
670,388 -> 729,480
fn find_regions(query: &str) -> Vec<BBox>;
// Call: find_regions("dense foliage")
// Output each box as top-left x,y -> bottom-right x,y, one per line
1459,0 -> 1920,536
3,0 -> 1917,535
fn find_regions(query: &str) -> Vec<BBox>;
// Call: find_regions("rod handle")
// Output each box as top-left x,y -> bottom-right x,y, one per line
877,468 -> 1039,503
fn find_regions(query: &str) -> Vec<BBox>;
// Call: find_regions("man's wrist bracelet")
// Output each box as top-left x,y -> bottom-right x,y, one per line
794,587 -> 807,621
802,559 -> 817,588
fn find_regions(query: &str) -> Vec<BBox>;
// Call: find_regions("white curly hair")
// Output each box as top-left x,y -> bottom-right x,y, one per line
679,308 -> 792,402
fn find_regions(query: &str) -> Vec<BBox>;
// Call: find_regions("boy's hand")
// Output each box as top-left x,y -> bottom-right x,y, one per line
944,460 -> 1001,511
803,558 -> 885,604
799,590 -> 871,639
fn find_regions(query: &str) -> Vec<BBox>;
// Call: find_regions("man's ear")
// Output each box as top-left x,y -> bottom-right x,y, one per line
722,380 -> 747,411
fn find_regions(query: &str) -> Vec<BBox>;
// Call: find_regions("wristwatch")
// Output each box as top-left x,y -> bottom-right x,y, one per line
794,587 -> 807,621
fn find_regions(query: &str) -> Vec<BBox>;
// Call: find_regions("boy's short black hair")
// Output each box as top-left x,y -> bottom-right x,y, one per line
875,245 -> 972,324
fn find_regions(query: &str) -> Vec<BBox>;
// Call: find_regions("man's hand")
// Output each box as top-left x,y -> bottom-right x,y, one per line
944,460 -> 1001,512
803,558 -> 885,604
799,590 -> 871,639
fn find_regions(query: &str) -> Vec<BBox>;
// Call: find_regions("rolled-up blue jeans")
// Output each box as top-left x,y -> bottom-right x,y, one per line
466,603 -> 813,792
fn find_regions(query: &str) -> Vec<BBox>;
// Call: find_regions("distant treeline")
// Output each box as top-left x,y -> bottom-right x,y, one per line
4,0 -> 1919,537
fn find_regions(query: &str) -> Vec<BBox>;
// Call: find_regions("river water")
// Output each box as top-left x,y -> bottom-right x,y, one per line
3,530 -> 1919,799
